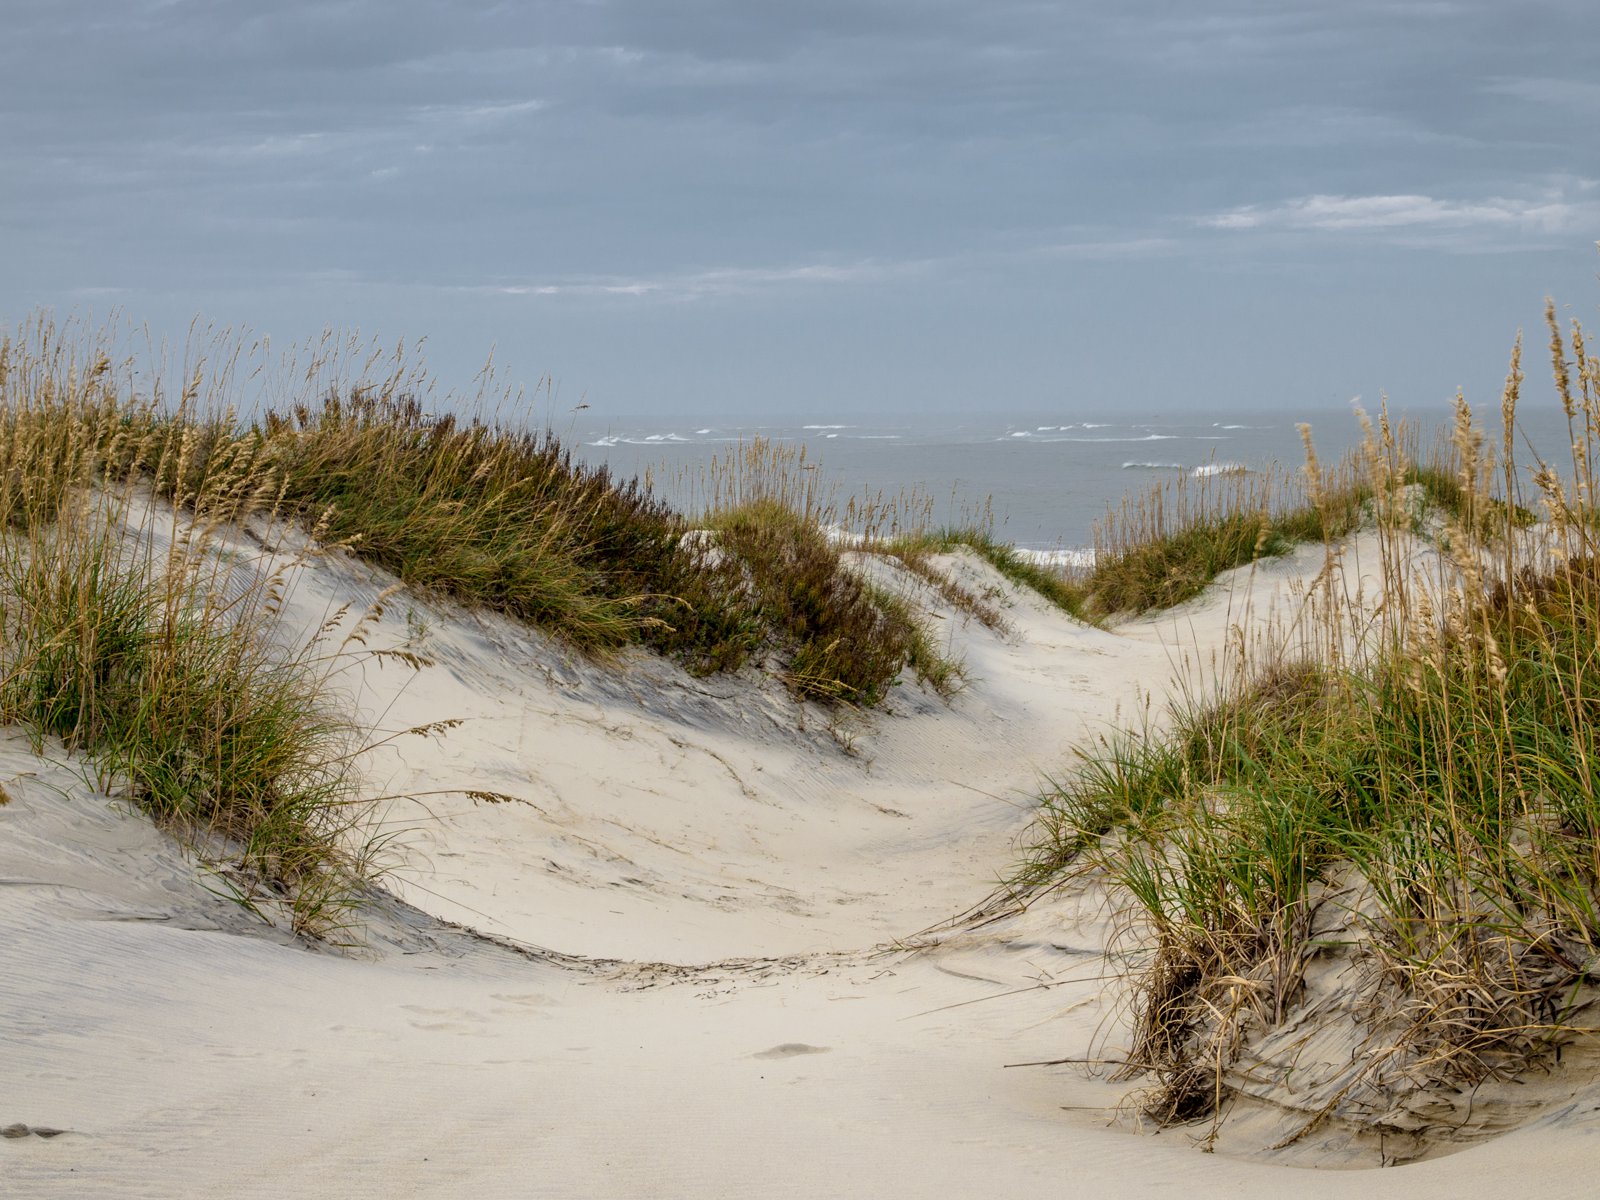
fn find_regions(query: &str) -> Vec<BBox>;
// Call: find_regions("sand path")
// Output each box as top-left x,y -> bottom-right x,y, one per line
6,540 -> 1600,1197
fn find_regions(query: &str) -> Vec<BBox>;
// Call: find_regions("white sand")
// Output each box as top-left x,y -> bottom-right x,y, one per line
6,526 -> 1600,1198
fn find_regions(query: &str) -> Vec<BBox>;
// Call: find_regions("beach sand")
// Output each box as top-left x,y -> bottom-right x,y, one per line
6,517 -> 1600,1198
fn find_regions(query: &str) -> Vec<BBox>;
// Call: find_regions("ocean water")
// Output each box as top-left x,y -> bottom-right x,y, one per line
567,404 -> 1579,556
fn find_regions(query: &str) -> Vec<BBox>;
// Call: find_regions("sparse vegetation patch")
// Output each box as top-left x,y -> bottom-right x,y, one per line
1021,297 -> 1600,1144
0,323 -> 380,937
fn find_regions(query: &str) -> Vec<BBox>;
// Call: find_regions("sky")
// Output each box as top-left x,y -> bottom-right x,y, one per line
4,0 -> 1599,421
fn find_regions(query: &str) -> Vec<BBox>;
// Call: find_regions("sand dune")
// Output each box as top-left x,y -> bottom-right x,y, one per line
6,519 -> 1600,1198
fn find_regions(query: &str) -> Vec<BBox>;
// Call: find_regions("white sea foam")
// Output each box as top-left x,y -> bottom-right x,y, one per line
1054,433 -> 1178,443
622,434 -> 740,446
1014,546 -> 1096,569
819,524 -> 866,547
573,409 -> 1341,552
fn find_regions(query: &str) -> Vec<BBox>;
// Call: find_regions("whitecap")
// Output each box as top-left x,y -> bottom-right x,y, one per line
1193,462 -> 1249,478
1014,546 -> 1096,570
1054,433 -> 1178,443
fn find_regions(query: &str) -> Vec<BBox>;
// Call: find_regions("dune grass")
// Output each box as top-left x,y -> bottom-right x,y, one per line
0,322 -> 382,937
1077,452 -> 1370,616
704,498 -> 916,702
890,528 -> 1090,624
265,401 -> 973,703
882,443 -> 1485,628
0,321 -> 970,924
1023,299 -> 1600,1135
261,391 -> 717,655
0,315 -> 967,945
1074,438 -> 1537,619
691,439 -> 965,702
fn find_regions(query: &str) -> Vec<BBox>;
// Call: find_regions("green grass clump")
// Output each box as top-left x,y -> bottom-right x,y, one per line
1081,471 -> 1368,617
708,498 -> 950,703
1402,461 -> 1537,535
261,391 -> 747,661
868,584 -> 967,699
1023,298 -> 1600,1134
1074,419 -> 1545,620
263,406 -> 957,701
899,528 -> 1090,623
0,526 -> 368,922
1086,510 -> 1291,615
0,323 -> 381,937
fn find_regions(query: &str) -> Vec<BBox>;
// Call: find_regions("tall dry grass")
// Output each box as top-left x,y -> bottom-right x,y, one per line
266,410 -> 966,703
689,439 -> 965,702
261,389 -> 731,656
673,434 -> 944,544
1025,295 -> 1600,1139
1079,448 -> 1374,616
0,317 -> 387,938
0,315 -> 977,931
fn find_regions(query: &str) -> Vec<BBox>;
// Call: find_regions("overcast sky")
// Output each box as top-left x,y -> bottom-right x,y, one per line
4,1 -> 1598,419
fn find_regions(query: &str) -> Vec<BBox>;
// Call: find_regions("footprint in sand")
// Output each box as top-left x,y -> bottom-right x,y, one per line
752,1043 -> 830,1060
2,1124 -> 67,1139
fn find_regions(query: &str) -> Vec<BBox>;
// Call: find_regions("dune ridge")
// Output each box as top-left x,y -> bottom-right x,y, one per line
7,487 -> 1600,1198
8,304 -> 1600,1197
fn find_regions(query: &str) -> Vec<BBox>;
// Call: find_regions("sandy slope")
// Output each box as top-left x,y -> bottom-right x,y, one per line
6,526 -> 1600,1198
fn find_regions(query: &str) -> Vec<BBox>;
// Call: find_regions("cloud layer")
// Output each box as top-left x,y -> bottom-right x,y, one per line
3,1 -> 1598,412
1206,183 -> 1599,235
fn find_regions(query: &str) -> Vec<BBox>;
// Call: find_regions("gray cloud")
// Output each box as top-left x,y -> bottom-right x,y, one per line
466,256 -> 931,302
1205,182 -> 1600,238
3,0 -> 1598,414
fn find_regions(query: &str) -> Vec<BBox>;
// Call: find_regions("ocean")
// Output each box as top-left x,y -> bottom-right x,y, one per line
567,403 -> 1579,556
